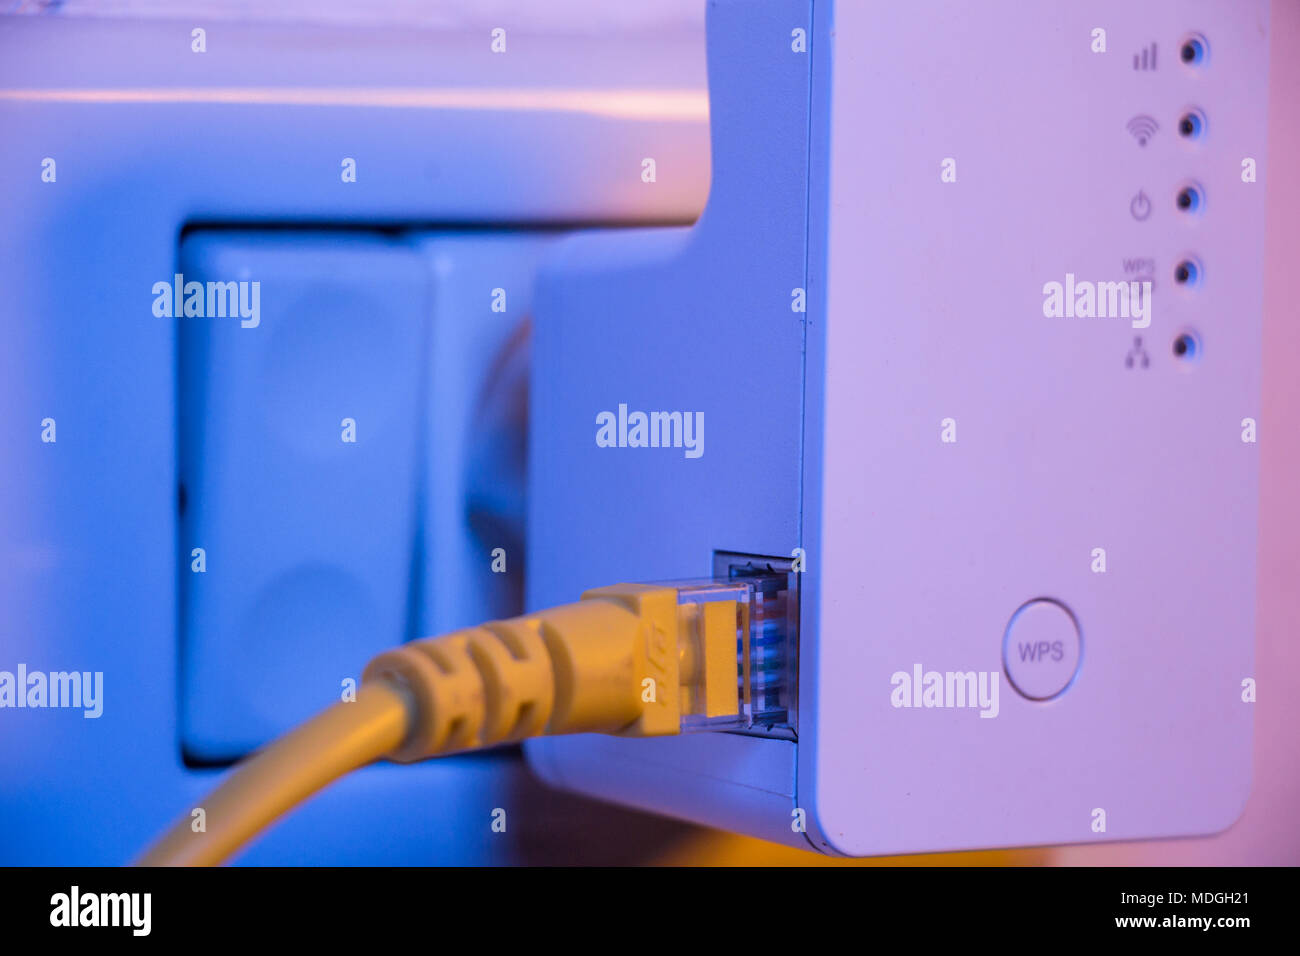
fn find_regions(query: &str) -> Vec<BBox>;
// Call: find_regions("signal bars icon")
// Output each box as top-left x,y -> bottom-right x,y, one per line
1127,114 -> 1159,146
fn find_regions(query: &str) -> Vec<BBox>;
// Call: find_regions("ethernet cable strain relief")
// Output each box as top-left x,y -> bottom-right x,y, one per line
362,584 -> 685,763
581,583 -> 684,738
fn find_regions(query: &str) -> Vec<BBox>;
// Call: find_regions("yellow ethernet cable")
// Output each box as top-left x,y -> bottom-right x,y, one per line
137,575 -> 796,866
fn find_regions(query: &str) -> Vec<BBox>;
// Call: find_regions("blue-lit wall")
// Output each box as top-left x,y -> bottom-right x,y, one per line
0,10 -> 710,865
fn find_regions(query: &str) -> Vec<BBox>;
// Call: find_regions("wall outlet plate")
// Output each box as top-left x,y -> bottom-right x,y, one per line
0,11 -> 707,864
527,0 -> 1268,855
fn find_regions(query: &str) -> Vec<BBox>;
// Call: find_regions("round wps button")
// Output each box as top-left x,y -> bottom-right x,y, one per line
1002,599 -> 1082,700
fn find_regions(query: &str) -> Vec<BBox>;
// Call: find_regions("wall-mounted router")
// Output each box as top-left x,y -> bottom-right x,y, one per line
526,0 -> 1269,855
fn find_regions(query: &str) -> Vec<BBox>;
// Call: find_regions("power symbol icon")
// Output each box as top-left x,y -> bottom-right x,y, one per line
1130,190 -> 1152,221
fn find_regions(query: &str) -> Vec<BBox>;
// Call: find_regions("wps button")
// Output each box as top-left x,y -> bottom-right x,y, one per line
1002,599 -> 1082,700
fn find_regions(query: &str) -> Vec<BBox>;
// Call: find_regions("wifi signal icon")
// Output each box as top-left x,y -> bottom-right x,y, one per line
1127,114 -> 1159,146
